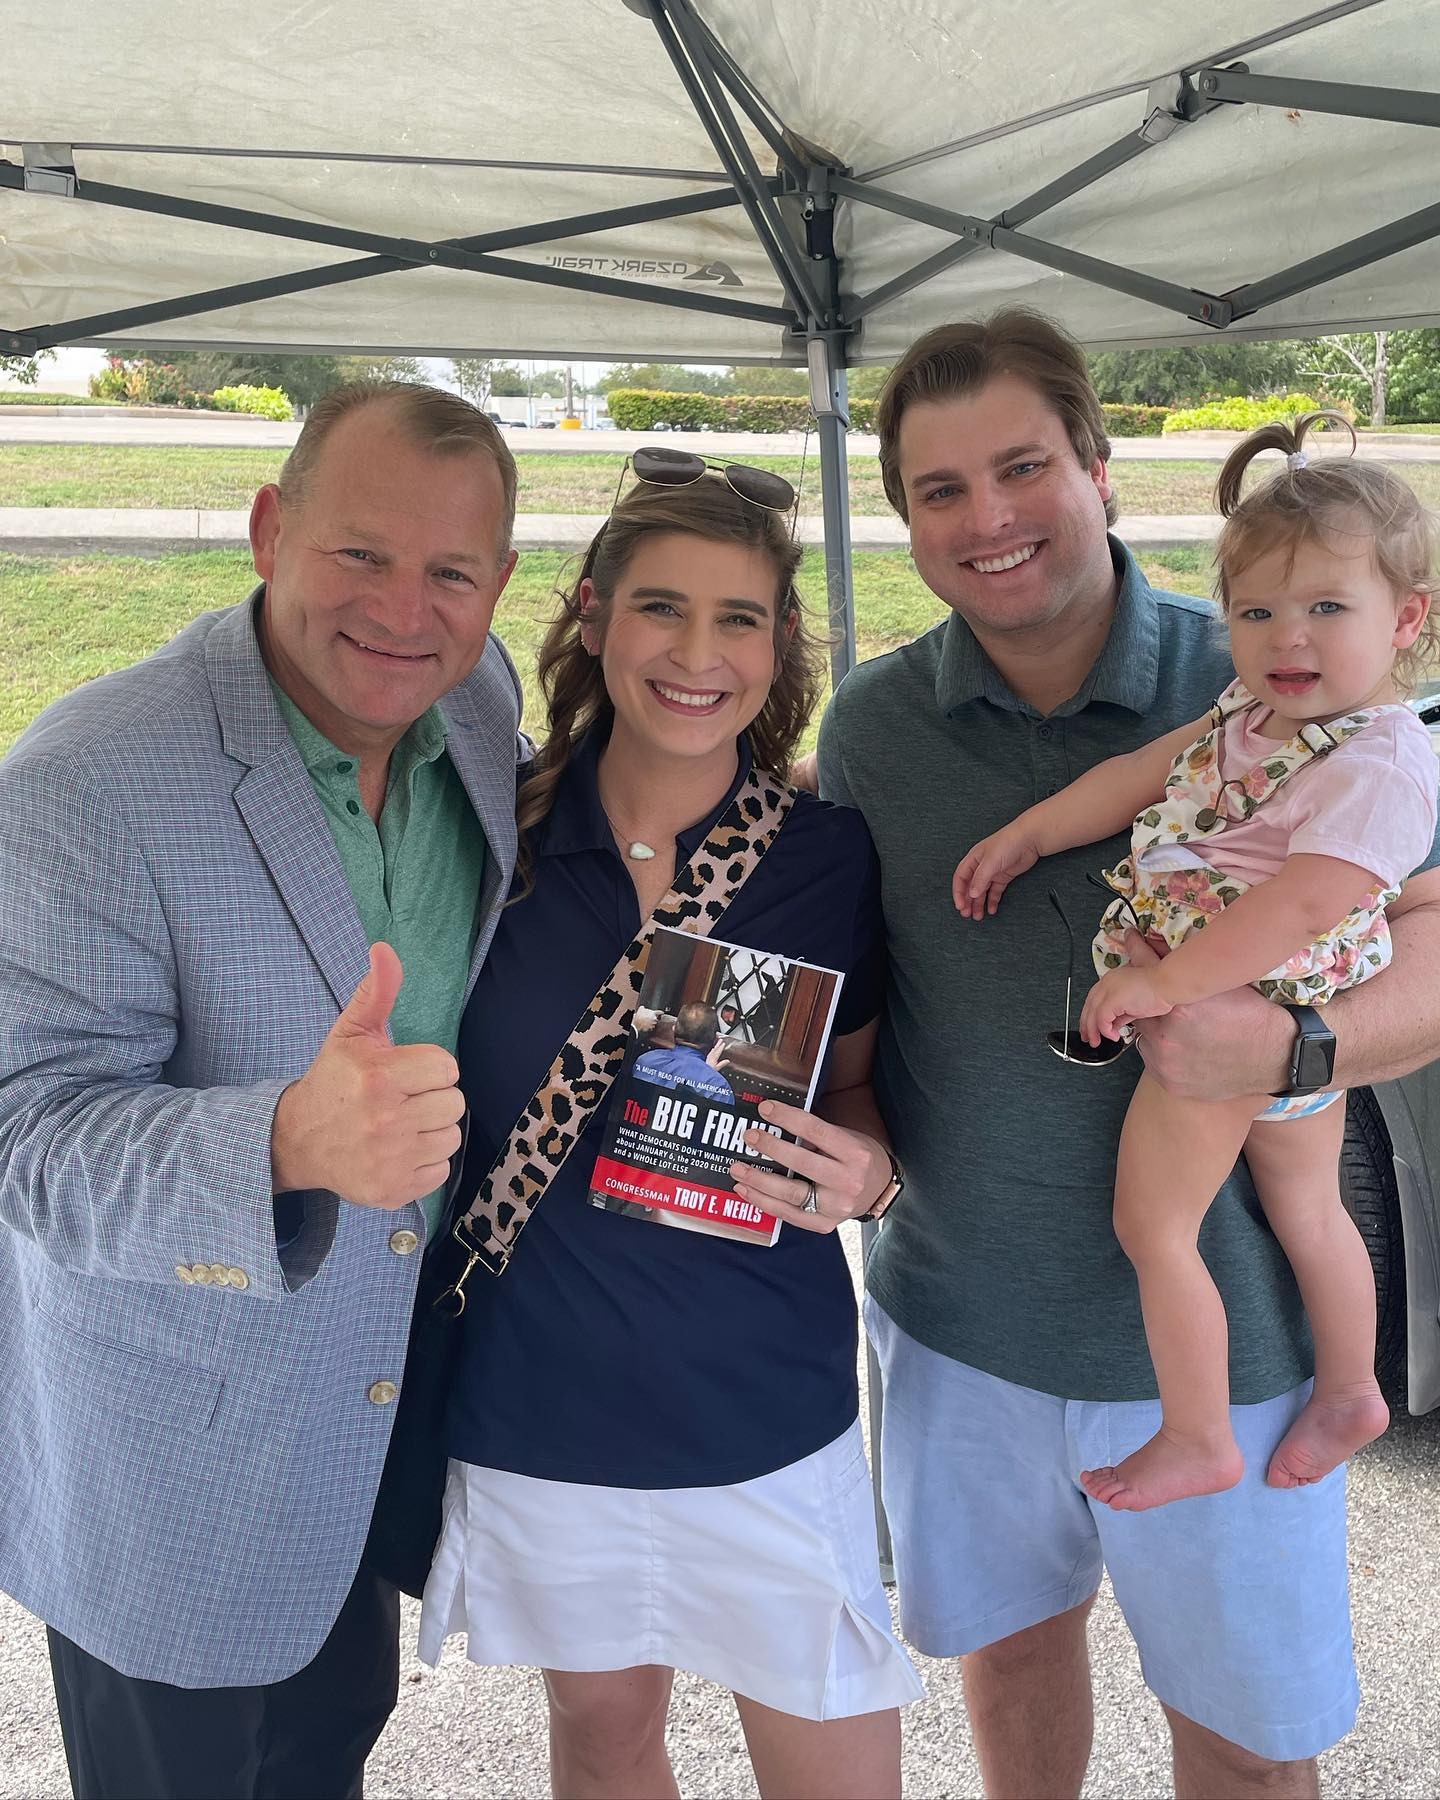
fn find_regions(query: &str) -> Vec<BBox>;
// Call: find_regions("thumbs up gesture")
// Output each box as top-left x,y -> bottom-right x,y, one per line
270,944 -> 465,1210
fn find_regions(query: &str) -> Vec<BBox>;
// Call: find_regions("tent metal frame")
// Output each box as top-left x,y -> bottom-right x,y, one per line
4,2 -> 1436,671
4,2 -> 1438,1561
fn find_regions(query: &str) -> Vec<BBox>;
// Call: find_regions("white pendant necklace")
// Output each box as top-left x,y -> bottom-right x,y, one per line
601,804 -> 659,863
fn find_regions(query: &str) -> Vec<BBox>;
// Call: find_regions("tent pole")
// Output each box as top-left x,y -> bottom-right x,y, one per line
814,368 -> 856,686
808,328 -> 889,1576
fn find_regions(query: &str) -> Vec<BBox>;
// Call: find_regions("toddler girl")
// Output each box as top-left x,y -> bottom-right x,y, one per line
954,414 -> 1438,1511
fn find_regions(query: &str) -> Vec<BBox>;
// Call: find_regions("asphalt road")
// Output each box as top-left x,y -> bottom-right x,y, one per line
2,1394 -> 1435,1799
2,413 -> 1439,462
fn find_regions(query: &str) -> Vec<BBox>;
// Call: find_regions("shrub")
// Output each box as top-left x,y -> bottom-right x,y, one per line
209,384 -> 294,421
1101,403 -> 1169,438
1162,393 -> 1325,433
88,356 -> 207,408
728,393 -> 813,432
605,385 -> 884,434
604,387 -> 721,430
89,361 -> 131,402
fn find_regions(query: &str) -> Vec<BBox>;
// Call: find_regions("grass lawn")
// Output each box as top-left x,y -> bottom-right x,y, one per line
0,547 -> 1214,758
0,391 -> 110,406
6,444 -> 1440,516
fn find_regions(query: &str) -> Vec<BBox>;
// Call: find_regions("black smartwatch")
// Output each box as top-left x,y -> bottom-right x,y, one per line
1270,1003 -> 1337,1098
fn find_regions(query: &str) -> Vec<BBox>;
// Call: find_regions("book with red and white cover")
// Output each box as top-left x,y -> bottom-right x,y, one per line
587,926 -> 845,1245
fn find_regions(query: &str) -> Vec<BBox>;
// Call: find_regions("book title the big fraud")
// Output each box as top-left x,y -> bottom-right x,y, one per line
588,927 -> 843,1246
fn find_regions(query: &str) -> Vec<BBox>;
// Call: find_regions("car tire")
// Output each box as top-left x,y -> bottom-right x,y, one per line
1340,1086 -> 1408,1406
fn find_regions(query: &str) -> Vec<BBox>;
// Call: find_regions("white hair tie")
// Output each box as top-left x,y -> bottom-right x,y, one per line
1287,450 -> 1309,471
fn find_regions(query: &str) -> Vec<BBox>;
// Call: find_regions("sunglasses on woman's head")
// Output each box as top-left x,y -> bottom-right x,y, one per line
1046,882 -> 1138,1068
613,445 -> 796,516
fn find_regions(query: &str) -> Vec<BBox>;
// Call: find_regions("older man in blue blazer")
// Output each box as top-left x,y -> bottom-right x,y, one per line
0,382 -> 525,1799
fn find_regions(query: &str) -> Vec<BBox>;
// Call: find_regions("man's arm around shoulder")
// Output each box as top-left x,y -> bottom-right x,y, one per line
1135,868 -> 1440,1100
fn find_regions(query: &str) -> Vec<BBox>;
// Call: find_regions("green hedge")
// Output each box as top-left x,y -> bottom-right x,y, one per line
604,387 -> 878,434
604,390 -> 1154,437
605,388 -> 725,430
209,384 -> 294,421
0,390 -> 111,406
1101,403 -> 1169,438
1163,393 -> 1325,433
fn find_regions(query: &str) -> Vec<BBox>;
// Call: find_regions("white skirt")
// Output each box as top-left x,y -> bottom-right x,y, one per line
417,1419 -> 925,1721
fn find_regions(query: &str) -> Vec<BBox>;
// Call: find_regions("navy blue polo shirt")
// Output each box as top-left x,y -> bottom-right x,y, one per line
447,730 -> 885,1488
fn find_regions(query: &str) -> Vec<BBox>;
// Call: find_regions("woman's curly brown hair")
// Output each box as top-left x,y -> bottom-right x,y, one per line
1215,411 -> 1439,692
513,472 -> 826,896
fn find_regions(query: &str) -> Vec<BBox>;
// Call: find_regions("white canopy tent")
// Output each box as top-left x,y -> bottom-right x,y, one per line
7,0 -> 1440,1481
4,0 -> 1439,665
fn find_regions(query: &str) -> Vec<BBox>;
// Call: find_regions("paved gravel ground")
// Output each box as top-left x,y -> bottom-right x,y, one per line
2,1393 -> 1434,1799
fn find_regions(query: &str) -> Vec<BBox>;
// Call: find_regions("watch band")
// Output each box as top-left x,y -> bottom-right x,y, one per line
1270,1002 -> 1337,1098
864,1147 -> 906,1220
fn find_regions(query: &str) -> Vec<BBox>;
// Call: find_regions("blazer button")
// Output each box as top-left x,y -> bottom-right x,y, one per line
368,1380 -> 399,1406
388,1229 -> 420,1256
228,1267 -> 250,1290
192,1265 -> 215,1285
208,1263 -> 230,1286
175,1264 -> 196,1284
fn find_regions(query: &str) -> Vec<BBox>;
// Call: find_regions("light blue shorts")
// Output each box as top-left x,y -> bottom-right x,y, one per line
866,1298 -> 1359,1762
1256,1087 -> 1345,1122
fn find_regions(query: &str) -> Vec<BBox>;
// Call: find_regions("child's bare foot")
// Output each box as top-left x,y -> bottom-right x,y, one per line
1081,1427 -> 1244,1512
1266,1385 -> 1389,1488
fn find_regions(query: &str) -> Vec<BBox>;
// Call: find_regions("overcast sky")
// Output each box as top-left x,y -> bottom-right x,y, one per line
0,347 -> 640,392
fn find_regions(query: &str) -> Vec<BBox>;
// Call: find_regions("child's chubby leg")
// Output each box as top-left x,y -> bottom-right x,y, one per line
1243,1097 -> 1389,1488
1081,1074 -> 1260,1513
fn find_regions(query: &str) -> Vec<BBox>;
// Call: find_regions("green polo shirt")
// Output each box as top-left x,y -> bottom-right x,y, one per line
819,539 -> 1314,1403
272,684 -> 486,1238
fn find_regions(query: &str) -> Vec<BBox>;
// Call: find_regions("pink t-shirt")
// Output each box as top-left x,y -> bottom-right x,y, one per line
1190,702 -> 1438,891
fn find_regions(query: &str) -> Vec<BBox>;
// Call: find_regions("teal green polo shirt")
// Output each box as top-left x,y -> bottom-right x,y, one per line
272,685 -> 486,1237
819,539 -> 1315,1403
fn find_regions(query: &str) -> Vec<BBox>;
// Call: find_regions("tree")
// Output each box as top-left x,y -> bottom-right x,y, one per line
449,359 -> 501,407
1,349 -> 54,385
101,348 -> 422,411
528,367 -> 574,399
845,364 -> 893,402
332,354 -> 423,388
1301,334 -> 1391,426
717,365 -> 809,396
595,362 -> 727,395
1302,329 -> 1440,426
1387,331 -> 1440,424
1087,342 -> 1304,407
486,362 -> 529,397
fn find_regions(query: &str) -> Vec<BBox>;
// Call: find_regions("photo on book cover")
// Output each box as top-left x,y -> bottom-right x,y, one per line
588,926 -> 845,1245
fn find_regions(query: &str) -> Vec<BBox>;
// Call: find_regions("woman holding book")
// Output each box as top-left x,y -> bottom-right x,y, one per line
416,455 -> 922,1798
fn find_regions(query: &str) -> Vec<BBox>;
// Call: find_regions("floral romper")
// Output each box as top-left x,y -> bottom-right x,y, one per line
1092,679 -> 1408,1119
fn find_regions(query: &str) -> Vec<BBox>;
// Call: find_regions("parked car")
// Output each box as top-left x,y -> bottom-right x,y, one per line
1353,683 -> 1440,1414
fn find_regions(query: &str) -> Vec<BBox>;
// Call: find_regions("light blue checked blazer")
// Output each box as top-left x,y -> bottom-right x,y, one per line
0,593 -> 522,1686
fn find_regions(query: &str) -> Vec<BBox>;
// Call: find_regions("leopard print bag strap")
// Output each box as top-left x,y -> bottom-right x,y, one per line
435,769 -> 797,1314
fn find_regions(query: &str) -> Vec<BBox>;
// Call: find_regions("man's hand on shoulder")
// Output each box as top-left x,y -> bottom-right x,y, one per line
270,943 -> 464,1209
1125,932 -> 1290,1100
789,751 -> 820,794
